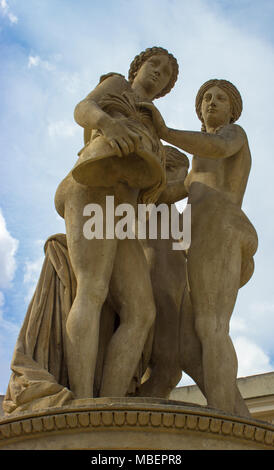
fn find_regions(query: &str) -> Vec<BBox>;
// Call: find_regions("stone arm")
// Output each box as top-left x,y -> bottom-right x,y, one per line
74,74 -> 126,129
74,74 -> 140,157
162,124 -> 247,159
157,174 -> 188,204
139,102 -> 247,159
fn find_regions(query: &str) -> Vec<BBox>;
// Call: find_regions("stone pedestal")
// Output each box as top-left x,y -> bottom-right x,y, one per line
0,398 -> 274,450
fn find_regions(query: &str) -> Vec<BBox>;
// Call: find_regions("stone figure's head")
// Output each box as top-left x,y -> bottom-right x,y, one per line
128,47 -> 179,100
195,79 -> 242,131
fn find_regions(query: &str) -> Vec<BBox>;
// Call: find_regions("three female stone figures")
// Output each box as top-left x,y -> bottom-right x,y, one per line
55,46 -> 257,417
4,46 -> 258,419
143,79 -> 257,417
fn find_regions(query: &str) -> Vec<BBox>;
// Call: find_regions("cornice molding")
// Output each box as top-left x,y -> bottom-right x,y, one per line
1,401 -> 274,449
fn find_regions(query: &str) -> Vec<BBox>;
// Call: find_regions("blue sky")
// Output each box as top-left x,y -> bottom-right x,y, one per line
1,0 -> 274,394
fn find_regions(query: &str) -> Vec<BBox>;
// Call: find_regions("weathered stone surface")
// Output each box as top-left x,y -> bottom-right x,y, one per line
0,400 -> 273,450
143,78 -> 257,419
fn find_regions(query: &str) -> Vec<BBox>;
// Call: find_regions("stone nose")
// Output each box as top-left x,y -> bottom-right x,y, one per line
208,98 -> 217,106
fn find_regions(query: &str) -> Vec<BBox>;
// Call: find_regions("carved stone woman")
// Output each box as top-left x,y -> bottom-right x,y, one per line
54,47 -> 179,398
144,79 -> 258,417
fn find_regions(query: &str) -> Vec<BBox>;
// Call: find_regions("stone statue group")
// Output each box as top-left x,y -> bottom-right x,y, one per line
3,47 -> 257,419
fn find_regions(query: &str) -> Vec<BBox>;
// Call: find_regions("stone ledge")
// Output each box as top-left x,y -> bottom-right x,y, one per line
0,398 -> 274,450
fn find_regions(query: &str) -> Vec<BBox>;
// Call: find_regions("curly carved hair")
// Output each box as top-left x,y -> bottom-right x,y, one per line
195,79 -> 243,131
128,47 -> 179,99
164,145 -> 189,170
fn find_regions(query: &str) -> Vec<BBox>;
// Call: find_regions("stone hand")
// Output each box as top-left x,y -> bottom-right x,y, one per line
102,118 -> 140,158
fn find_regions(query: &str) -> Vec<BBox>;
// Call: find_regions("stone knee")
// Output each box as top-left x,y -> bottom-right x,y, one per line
134,301 -> 156,334
66,277 -> 109,335
194,313 -> 211,344
121,297 -> 156,339
77,275 -> 109,303
194,310 -> 229,344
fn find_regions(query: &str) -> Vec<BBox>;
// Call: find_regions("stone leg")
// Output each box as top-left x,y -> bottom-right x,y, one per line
186,227 -> 250,416
180,284 -> 250,417
137,240 -> 186,398
137,292 -> 182,398
64,189 -> 118,398
179,286 -> 205,395
99,238 -> 156,397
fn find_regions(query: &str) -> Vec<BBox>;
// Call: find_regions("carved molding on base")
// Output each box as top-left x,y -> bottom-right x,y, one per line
1,399 -> 274,450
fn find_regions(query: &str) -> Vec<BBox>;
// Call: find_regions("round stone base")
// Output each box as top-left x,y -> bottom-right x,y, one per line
0,398 -> 273,450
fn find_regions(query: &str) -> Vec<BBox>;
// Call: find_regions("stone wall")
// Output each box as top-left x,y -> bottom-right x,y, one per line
170,372 -> 274,424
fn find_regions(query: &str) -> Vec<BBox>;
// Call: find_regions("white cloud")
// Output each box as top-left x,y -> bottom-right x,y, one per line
230,316 -> 247,334
231,297 -> 274,360
0,209 -> 18,288
0,291 -> 20,395
0,209 -> 20,393
48,119 -> 78,138
27,55 -> 55,71
250,301 -> 274,314
0,0 -> 18,24
27,55 -> 40,68
0,291 -> 19,335
60,72 -> 81,94
23,254 -> 44,303
234,336 -> 273,378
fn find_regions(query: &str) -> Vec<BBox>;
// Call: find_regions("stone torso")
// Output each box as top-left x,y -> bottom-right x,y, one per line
185,126 -> 251,207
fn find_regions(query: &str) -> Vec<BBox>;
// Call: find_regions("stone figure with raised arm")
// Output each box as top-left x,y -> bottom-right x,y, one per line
143,79 -> 258,417
54,47 -> 179,399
